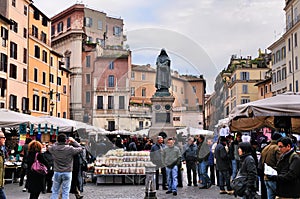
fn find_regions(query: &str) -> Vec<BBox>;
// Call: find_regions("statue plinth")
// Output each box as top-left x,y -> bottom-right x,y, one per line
149,94 -> 176,141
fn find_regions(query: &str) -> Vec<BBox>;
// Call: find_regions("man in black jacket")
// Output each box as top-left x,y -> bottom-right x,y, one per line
150,136 -> 167,190
268,137 -> 300,198
182,136 -> 198,186
215,137 -> 234,195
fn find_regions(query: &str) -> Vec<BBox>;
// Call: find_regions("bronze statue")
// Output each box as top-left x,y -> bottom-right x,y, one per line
155,49 -> 171,95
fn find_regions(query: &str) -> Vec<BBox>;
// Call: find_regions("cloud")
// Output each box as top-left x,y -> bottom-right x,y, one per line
34,0 -> 286,93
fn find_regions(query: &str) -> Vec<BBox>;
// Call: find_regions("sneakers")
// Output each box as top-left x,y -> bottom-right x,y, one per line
227,190 -> 234,195
219,190 -> 227,194
22,188 -> 27,192
173,192 -> 177,196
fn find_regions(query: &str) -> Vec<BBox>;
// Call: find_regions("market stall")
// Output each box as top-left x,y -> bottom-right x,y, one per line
92,149 -> 151,185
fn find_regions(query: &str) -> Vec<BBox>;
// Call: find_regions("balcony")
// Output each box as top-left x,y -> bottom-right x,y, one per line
29,28 -> 50,46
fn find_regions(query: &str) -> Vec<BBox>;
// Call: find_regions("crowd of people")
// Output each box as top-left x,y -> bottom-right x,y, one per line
147,129 -> 300,199
0,127 -> 299,199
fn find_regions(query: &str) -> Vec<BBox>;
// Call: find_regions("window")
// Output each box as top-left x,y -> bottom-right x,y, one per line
289,83 -> 292,91
86,74 -> 90,84
296,80 -> 299,92
33,9 -> 40,20
108,96 -> 114,109
41,97 -> 47,112
0,53 -> 7,72
42,72 -> 46,85
282,67 -> 287,80
22,97 -> 29,112
113,26 -> 122,36
185,99 -> 189,104
33,95 -> 39,111
108,75 -> 114,87
51,25 -> 55,36
32,25 -> 38,38
109,62 -> 114,70
10,21 -> 18,33
63,85 -> 67,94
240,72 -> 249,80
63,112 -> 66,118
108,121 -> 115,131
0,78 -> 6,97
141,73 -> 146,80
130,87 -> 135,96
12,0 -> 16,7
65,56 -> 70,69
34,68 -> 38,82
241,98 -> 250,104
265,85 -> 268,93
57,77 -> 61,86
181,87 -> 184,94
34,45 -> 40,58
97,96 -> 103,109
1,27 -> 8,47
295,32 -> 298,47
98,20 -> 103,30
84,17 -> 93,27
9,94 -> 17,110
57,112 -> 60,117
10,42 -> 17,59
192,86 -> 196,93
142,88 -> 146,97
288,38 -> 291,51
49,74 -> 54,83
9,64 -> 17,79
24,5 -> 27,16
277,70 -> 282,82
67,17 -> 71,28
242,85 -> 248,94
86,56 -> 90,67
57,22 -> 63,33
41,31 -> 47,44
261,87 -> 264,96
23,68 -> 27,82
57,93 -> 60,102
42,17 -> 48,27
289,60 -> 292,73
86,92 -> 90,103
272,73 -> 276,83
282,47 -> 286,58
119,96 -> 125,109
296,56 -> 298,70
131,71 -> 135,80
50,56 -> 53,66
42,50 -> 47,63
23,28 -> 27,38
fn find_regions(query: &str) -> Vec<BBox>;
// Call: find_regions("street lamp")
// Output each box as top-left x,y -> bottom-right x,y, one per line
50,102 -> 55,116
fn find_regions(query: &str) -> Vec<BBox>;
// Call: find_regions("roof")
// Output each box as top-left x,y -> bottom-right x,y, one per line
254,77 -> 272,86
0,14 -> 13,24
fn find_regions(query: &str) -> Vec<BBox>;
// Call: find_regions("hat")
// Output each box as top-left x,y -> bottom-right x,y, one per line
271,132 -> 282,141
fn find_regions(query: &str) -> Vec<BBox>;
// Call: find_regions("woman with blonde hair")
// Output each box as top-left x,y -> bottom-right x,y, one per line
26,140 -> 49,199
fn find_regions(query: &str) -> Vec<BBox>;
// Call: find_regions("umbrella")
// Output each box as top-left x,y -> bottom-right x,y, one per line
229,93 -> 300,133
132,128 -> 149,136
0,109 -> 46,128
189,127 -> 214,136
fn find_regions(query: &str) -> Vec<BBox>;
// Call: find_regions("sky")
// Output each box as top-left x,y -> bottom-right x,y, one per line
34,0 -> 286,93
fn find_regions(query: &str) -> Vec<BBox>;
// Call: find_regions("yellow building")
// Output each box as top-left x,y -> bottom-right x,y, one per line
0,14 -> 12,109
28,4 -> 70,118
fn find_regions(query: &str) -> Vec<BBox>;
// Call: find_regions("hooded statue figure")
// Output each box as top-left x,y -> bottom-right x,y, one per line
155,49 -> 172,94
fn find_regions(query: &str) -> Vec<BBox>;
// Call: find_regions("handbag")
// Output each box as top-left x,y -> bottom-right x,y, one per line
231,173 -> 247,197
31,153 -> 48,175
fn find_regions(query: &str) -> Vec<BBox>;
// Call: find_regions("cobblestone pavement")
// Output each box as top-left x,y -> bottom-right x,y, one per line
5,182 -> 236,199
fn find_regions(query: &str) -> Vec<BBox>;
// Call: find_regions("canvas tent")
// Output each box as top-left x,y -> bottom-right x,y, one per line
229,93 -> 300,133
0,109 -> 47,128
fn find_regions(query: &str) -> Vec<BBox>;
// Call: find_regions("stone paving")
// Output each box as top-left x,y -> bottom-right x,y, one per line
5,182 -> 236,199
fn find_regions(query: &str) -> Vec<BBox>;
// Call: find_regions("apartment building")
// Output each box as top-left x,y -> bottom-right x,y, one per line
51,4 -> 128,125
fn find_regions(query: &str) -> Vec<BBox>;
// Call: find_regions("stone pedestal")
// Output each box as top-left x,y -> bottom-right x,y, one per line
149,94 -> 176,141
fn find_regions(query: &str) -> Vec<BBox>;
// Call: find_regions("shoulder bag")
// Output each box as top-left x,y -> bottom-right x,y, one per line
31,153 -> 48,175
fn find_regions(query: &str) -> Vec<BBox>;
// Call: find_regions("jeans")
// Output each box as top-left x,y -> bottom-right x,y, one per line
198,161 -> 211,186
219,170 -> 232,191
166,165 -> 178,192
0,188 -> 6,199
265,180 -> 276,199
51,171 -> 72,199
231,159 -> 237,179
